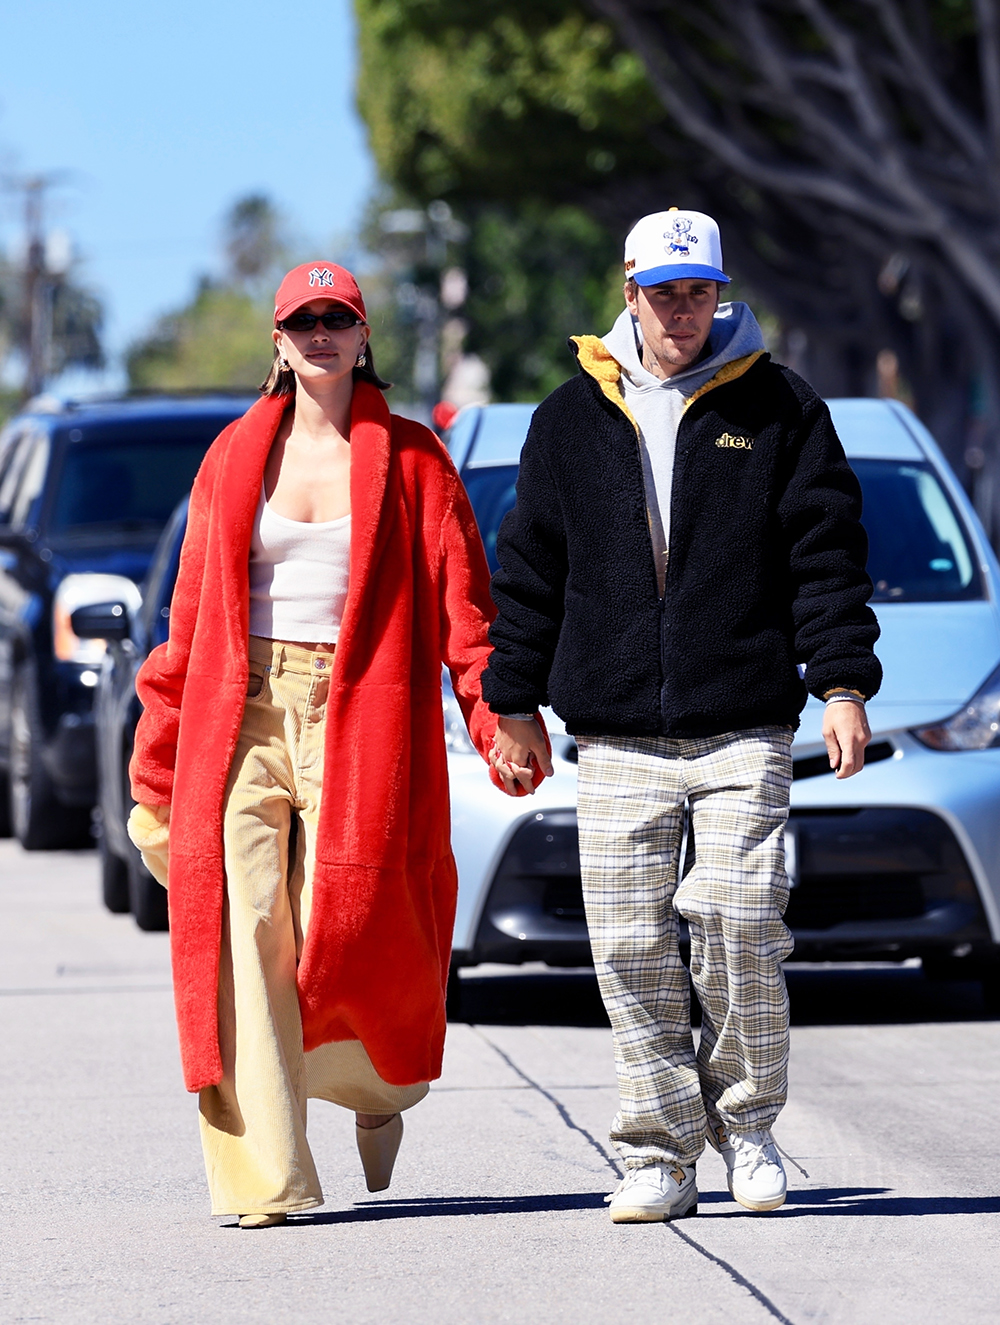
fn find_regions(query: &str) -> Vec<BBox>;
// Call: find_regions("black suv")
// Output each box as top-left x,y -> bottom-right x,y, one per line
76,496 -> 189,928
0,395 -> 251,849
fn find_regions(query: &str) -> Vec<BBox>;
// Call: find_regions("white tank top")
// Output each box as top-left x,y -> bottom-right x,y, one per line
248,486 -> 351,643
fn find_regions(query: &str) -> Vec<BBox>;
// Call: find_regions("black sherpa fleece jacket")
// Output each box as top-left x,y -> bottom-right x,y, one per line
481,336 -> 882,738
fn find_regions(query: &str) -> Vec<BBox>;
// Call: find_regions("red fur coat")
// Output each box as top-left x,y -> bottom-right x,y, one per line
130,383 -> 518,1093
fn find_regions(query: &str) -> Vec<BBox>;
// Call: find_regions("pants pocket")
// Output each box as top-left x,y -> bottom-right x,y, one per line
246,668 -> 269,699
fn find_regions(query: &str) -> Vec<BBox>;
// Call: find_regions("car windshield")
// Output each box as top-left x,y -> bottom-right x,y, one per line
47,418 -> 229,536
463,455 -> 983,603
853,459 -> 981,602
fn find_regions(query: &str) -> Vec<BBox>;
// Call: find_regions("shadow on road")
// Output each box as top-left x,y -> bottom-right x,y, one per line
228,1186 -> 1000,1228
696,1186 -> 1000,1218
258,1192 -> 609,1227
449,963 -> 995,1028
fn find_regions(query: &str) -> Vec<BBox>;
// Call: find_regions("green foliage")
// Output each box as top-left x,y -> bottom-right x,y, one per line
355,2 -> 660,400
126,194 -> 285,392
462,203 -> 624,399
0,257 -> 104,384
357,1 -> 663,203
126,281 -> 273,391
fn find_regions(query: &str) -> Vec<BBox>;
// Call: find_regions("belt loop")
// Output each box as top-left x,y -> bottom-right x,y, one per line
272,643 -> 285,678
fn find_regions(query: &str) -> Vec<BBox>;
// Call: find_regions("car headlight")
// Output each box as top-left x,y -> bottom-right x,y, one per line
911,661 -> 1000,750
442,684 -> 477,755
53,573 -> 141,665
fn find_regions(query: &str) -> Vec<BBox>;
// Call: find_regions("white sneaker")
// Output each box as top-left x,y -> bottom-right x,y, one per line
707,1122 -> 787,1211
606,1162 -> 698,1223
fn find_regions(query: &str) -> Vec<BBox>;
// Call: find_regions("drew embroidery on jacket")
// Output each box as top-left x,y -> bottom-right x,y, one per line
715,432 -> 754,450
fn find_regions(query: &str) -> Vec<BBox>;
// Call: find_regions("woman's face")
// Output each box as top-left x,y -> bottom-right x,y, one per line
272,299 -> 370,387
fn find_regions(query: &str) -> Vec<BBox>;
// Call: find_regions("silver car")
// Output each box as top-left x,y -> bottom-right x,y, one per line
442,398 -> 1000,1008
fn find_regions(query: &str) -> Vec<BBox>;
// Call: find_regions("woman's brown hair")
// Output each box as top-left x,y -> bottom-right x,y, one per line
259,339 -> 392,397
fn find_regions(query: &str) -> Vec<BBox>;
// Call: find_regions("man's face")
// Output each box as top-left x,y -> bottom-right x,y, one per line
624,278 -> 720,379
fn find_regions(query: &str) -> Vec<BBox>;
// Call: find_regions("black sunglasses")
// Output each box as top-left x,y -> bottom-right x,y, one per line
278,310 -> 364,332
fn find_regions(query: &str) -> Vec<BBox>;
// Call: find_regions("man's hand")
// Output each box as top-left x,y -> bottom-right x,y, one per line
489,716 -> 554,796
822,702 -> 871,779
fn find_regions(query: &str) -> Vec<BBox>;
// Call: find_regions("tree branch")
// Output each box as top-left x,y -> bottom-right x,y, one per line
976,0 -> 1000,162
597,0 -> 1000,322
863,0 -> 986,162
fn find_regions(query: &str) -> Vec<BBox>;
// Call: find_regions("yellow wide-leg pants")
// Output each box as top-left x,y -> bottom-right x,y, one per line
198,636 -> 428,1217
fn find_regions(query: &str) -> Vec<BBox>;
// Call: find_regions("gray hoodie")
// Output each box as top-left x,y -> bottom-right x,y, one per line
601,301 -> 766,593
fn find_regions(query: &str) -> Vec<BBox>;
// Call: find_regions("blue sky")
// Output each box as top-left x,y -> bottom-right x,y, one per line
0,0 -> 374,386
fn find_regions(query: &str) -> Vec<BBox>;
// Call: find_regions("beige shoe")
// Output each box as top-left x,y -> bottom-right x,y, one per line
238,1213 -> 288,1229
355,1113 -> 403,1192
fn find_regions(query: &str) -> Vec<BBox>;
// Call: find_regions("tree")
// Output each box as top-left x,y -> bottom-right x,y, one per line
0,253 -> 104,398
356,3 -> 663,400
125,280 -> 274,391
356,1 -> 666,203
360,189 -> 626,403
460,202 -> 625,399
126,194 -> 284,392
357,0 -> 1000,541
587,0 -> 1000,537
224,193 -> 286,287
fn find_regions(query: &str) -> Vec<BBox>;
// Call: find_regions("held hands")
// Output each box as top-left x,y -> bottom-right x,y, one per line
822,702 -> 871,779
489,716 -> 555,796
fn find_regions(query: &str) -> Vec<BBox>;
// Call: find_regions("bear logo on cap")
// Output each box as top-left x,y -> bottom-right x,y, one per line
308,267 -> 337,288
665,216 -> 698,258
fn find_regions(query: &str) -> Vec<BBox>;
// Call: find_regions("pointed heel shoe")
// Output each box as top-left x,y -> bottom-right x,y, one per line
355,1113 -> 404,1192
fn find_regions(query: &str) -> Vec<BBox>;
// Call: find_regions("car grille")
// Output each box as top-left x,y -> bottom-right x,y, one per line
792,740 -> 894,780
785,806 -> 987,951
471,804 -> 988,965
473,810 -> 591,965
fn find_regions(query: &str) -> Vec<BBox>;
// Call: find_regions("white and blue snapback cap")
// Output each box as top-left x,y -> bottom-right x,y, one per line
624,208 -> 730,286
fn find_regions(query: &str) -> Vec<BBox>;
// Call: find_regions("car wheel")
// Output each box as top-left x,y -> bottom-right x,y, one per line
99,829 -> 131,913
0,767 -> 12,837
9,666 -> 89,850
980,964 -> 1000,1017
127,852 -> 169,932
445,963 -> 463,1020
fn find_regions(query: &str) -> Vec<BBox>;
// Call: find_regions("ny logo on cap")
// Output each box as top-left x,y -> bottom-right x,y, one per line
308,267 -> 336,288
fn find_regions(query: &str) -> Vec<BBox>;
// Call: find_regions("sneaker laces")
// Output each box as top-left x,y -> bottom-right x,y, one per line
731,1129 -> 782,1178
604,1163 -> 683,1203
774,1138 -> 810,1179
714,1122 -> 810,1179
605,1168 -> 649,1203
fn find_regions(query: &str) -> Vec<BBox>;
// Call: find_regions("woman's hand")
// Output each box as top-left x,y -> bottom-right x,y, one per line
126,803 -> 171,888
489,716 -> 554,796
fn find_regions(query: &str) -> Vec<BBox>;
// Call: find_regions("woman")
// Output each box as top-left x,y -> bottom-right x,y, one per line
126,262 -> 547,1227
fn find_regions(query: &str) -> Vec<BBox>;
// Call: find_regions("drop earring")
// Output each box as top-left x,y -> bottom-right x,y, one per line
279,357 -> 290,370
356,351 -> 367,368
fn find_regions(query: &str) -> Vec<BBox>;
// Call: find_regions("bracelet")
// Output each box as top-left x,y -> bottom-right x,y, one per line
822,687 -> 866,701
498,712 -> 535,722
824,693 -> 866,707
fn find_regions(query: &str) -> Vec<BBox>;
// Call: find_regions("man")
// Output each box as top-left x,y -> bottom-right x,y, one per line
482,209 -> 880,1223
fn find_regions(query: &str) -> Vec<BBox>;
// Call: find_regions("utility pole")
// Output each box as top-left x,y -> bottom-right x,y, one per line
2,172 -> 69,399
23,177 -> 51,399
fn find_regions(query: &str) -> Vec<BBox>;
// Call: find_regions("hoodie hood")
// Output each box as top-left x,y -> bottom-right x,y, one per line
600,301 -> 767,399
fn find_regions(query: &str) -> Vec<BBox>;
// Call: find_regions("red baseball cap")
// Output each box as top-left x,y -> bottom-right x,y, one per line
273,262 -> 367,326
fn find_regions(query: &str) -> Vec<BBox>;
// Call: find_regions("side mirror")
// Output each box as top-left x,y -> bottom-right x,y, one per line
70,600 -> 131,642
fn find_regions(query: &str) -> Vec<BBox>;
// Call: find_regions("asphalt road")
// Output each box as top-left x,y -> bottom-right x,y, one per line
2,840 -> 999,1324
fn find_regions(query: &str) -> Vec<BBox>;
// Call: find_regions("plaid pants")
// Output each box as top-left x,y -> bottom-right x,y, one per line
576,727 -> 794,1168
